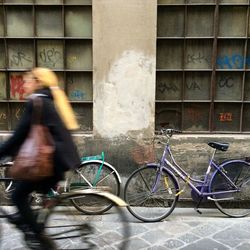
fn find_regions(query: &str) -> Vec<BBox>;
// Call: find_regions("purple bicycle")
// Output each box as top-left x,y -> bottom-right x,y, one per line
124,128 -> 250,222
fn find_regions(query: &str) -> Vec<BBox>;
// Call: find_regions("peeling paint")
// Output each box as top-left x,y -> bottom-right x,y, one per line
93,0 -> 157,139
94,50 -> 155,138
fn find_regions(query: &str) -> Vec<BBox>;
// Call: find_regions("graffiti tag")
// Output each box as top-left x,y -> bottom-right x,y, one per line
186,81 -> 201,91
217,54 -> 247,69
218,76 -> 234,88
186,52 -> 210,65
39,48 -> 62,68
70,90 -> 85,100
10,51 -> 32,67
219,112 -> 232,122
10,75 -> 25,100
158,82 -> 179,93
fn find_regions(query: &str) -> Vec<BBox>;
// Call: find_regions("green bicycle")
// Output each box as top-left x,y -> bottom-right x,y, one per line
67,152 -> 121,214
0,152 -> 121,215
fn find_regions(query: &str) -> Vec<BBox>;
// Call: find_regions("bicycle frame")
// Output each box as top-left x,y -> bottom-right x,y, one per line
80,152 -> 121,185
155,142 -> 242,199
0,154 -> 121,195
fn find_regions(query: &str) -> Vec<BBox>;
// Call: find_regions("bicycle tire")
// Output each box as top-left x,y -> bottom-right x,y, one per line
0,192 -> 130,250
124,164 -> 179,222
43,192 -> 130,250
210,160 -> 250,218
68,161 -> 121,214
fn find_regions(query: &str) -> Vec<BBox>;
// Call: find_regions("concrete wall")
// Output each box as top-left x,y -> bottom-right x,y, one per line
1,133 -> 250,202
74,133 -> 250,201
1,1 -> 250,203
92,0 -> 157,139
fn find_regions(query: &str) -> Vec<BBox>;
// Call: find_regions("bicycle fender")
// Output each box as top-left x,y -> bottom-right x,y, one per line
69,189 -> 127,207
220,159 -> 250,168
80,160 -> 122,183
94,191 -> 127,207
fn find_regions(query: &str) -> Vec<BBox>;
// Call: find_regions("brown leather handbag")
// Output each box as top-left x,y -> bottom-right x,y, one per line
9,97 -> 55,181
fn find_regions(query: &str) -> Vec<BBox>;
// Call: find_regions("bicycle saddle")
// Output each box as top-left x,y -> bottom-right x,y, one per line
208,142 -> 229,151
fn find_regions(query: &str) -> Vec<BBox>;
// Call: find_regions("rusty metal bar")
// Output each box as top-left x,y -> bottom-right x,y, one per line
209,0 -> 219,132
240,0 -> 250,132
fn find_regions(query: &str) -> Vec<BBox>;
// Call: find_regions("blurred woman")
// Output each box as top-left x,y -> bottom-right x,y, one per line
0,68 -> 81,249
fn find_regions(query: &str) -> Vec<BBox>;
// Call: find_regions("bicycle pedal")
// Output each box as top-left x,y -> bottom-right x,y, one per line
80,223 -> 94,235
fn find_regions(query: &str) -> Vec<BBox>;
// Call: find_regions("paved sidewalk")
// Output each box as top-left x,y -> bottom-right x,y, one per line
126,208 -> 250,250
1,207 -> 250,249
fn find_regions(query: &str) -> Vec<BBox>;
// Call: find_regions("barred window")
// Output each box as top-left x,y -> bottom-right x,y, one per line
0,0 -> 92,131
156,0 -> 250,132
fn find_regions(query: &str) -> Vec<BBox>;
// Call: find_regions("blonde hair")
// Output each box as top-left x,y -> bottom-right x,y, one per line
31,67 -> 79,130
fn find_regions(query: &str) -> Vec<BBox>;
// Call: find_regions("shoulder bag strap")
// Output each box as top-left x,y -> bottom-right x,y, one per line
32,97 -> 43,125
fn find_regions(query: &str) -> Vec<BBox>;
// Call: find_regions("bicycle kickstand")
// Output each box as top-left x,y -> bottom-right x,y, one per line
194,197 -> 203,215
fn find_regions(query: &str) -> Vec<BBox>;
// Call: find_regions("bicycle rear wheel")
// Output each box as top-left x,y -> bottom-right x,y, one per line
43,193 -> 130,250
210,160 -> 250,217
68,162 -> 120,214
124,164 -> 179,222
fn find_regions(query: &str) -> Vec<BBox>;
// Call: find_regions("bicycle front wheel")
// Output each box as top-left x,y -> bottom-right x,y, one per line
124,165 -> 179,222
68,161 -> 120,214
210,160 -> 250,217
44,193 -> 130,250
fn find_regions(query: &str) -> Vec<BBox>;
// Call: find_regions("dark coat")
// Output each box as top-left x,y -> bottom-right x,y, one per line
0,88 -> 81,181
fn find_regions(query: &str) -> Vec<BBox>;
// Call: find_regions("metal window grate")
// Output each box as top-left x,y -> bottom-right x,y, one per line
0,0 -> 93,131
156,0 -> 250,133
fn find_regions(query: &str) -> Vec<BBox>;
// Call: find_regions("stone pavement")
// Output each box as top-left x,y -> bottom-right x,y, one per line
1,207 -> 250,250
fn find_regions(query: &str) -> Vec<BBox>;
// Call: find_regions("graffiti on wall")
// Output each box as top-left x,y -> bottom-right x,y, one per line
70,90 -> 85,100
157,80 -> 202,95
217,54 -> 250,69
219,112 -> 233,122
67,76 -> 86,100
10,74 -> 25,100
39,48 -> 62,68
158,82 -> 179,93
15,107 -> 25,121
186,81 -> 201,91
186,52 -> 210,66
9,51 -> 32,67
